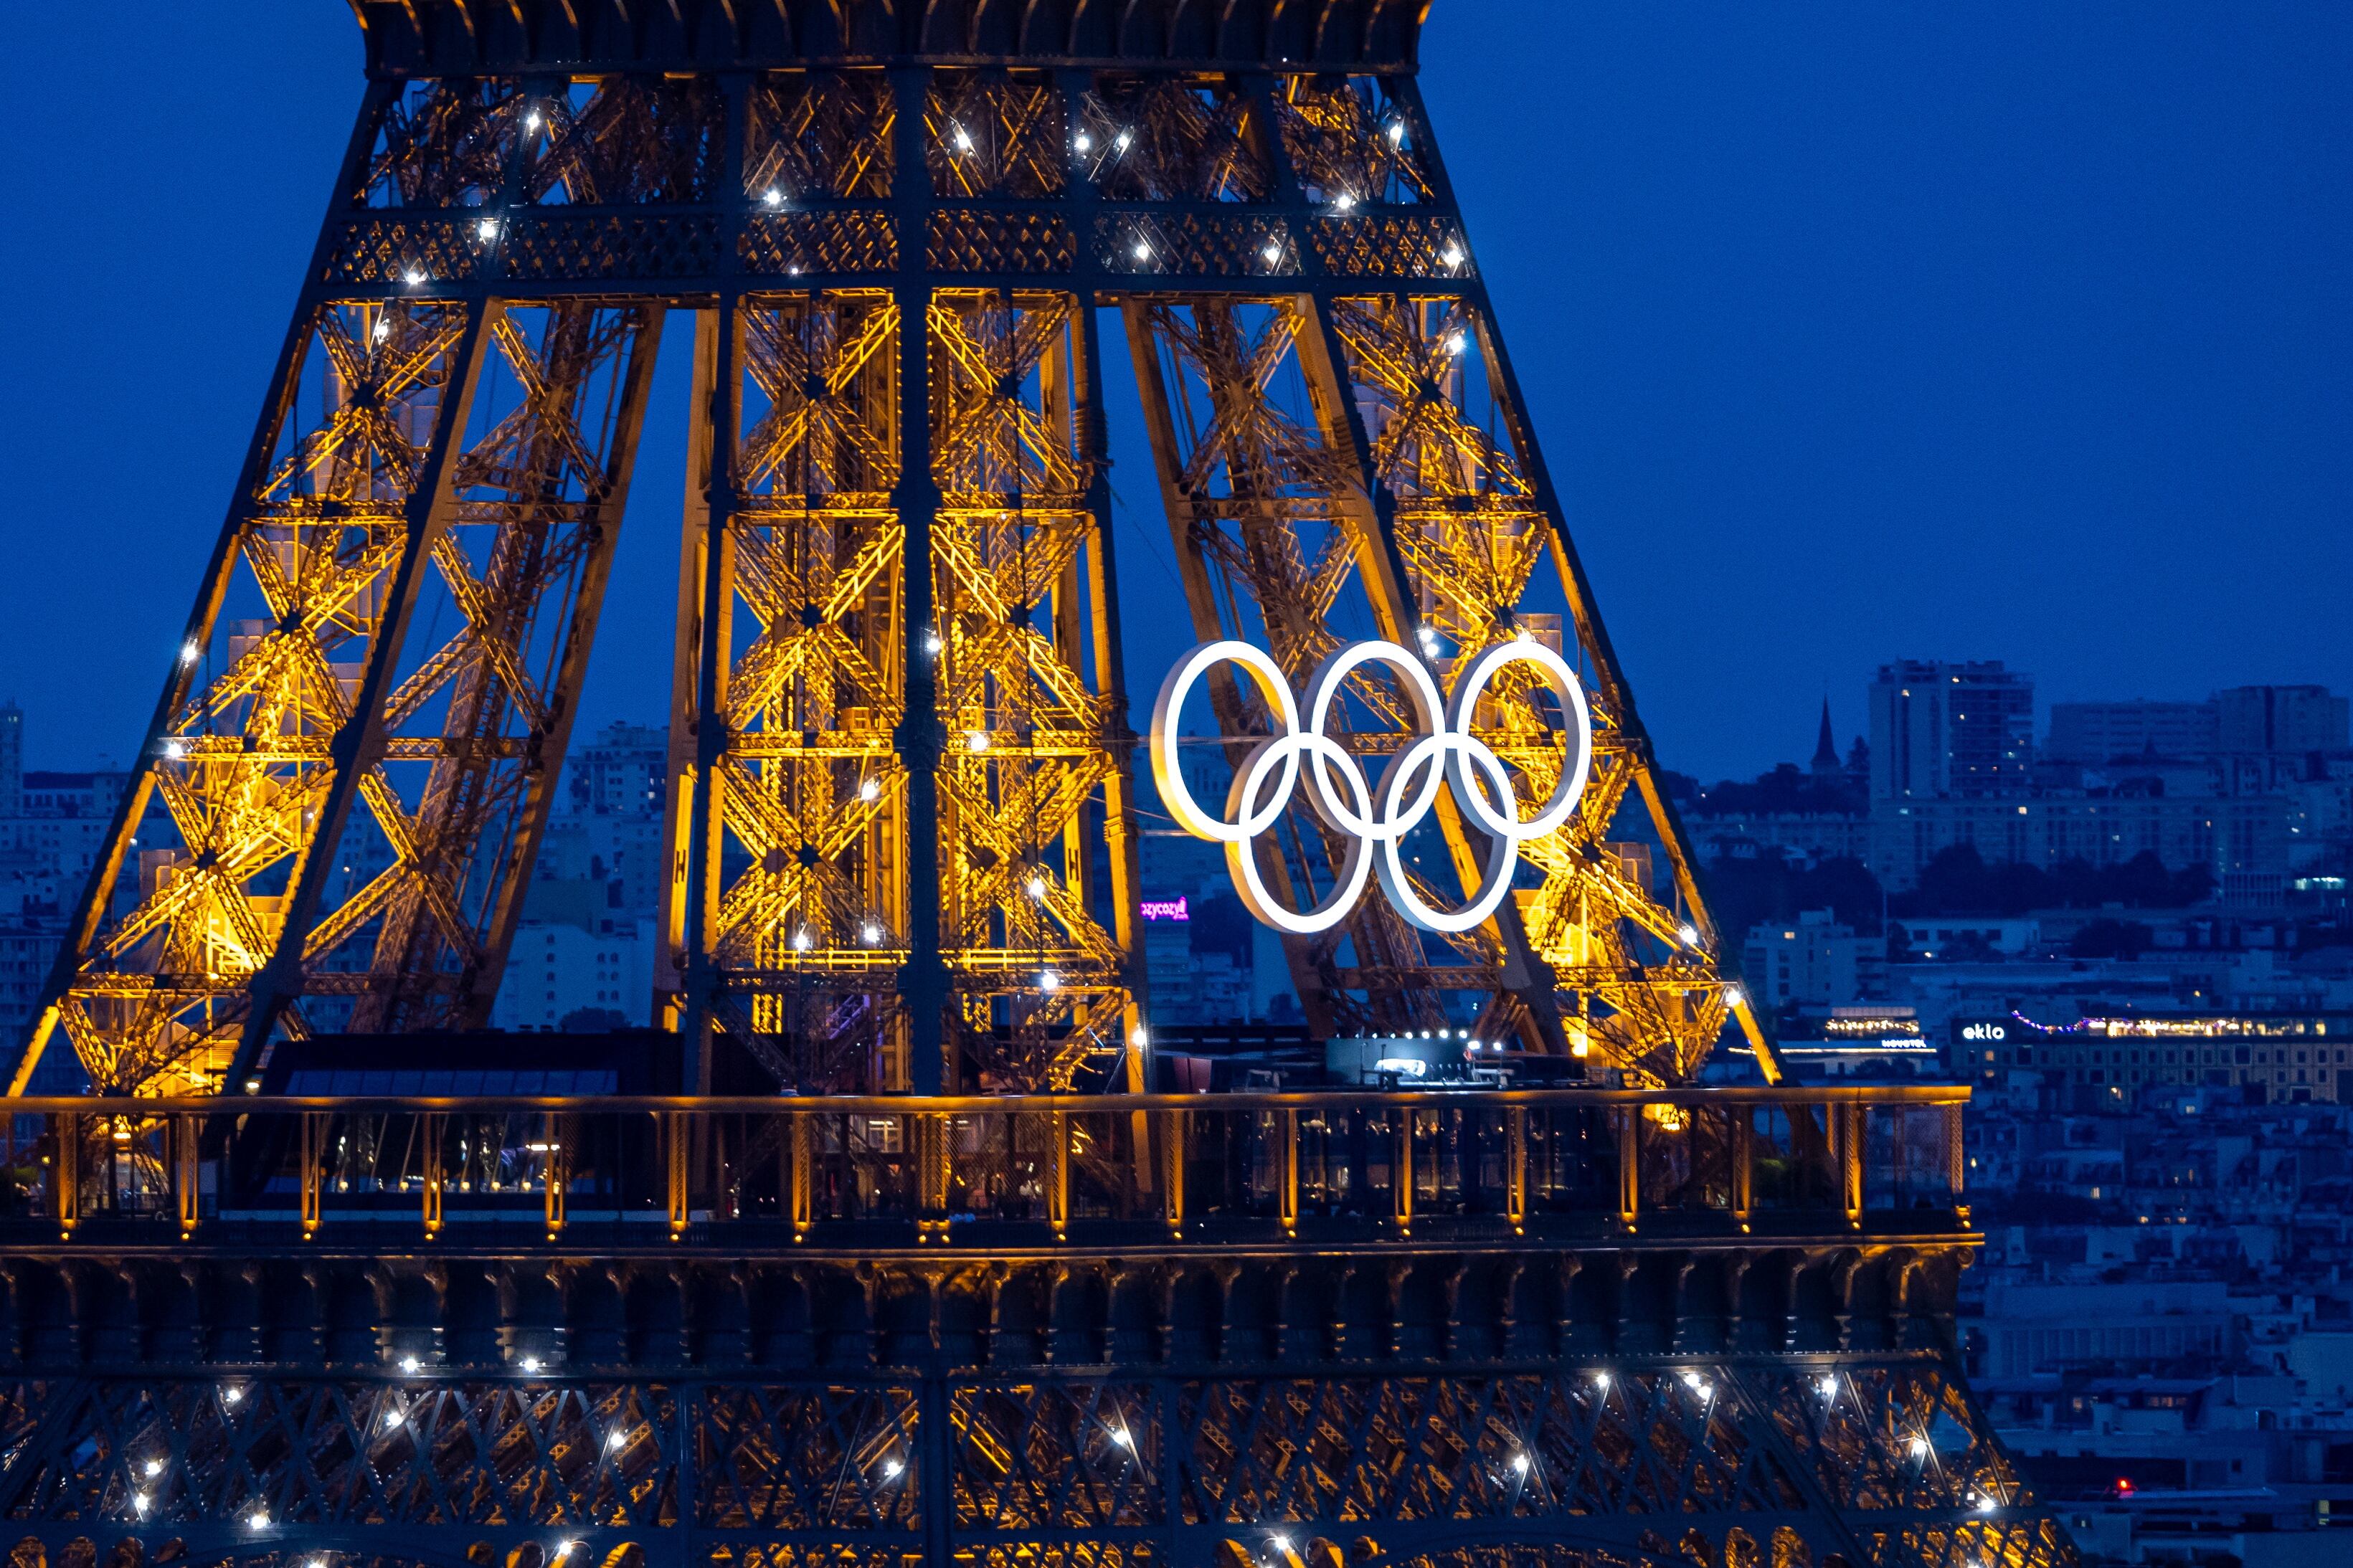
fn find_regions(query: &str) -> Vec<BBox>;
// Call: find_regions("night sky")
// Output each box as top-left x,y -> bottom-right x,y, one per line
1,2 -> 2344,783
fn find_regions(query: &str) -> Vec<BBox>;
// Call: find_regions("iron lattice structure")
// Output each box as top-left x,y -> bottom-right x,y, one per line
0,8 -> 2075,1568
16,0 -> 1774,1102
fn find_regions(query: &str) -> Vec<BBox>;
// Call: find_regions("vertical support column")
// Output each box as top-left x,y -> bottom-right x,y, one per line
1070,302 -> 1150,1085
174,1113 -> 201,1237
1279,1109 -> 1300,1236
1159,1108 -> 1186,1237
1892,1104 -> 1908,1209
663,75 -> 754,1088
1949,1101 -> 1969,1226
421,1112 -> 445,1238
790,1112 -> 813,1240
666,1111 -> 692,1240
1393,1109 -> 1415,1234
1616,1106 -> 1639,1233
917,1112 -> 950,1242
52,1113 -> 80,1237
1731,1104 -> 1753,1233
1506,1106 -> 1527,1235
544,1111 -> 568,1240
300,1112 -> 326,1239
1047,1108 -> 1070,1240
1841,1104 -> 1865,1230
890,65 -> 948,1092
672,300 -> 742,1093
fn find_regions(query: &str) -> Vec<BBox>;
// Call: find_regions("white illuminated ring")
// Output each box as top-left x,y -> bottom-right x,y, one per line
1150,637 -> 1594,936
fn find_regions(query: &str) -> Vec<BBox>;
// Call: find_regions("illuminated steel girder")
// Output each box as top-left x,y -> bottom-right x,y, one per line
16,1 -> 1776,1098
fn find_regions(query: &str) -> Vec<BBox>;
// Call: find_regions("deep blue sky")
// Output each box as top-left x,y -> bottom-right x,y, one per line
1,3 -> 2345,781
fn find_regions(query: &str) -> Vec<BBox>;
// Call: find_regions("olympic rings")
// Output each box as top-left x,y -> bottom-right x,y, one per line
1149,637 -> 1594,936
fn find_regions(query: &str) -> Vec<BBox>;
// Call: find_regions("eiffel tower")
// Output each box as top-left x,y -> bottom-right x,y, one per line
0,6 -> 2073,1568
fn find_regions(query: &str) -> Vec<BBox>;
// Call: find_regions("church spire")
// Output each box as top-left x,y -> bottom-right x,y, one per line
1811,698 -> 1840,776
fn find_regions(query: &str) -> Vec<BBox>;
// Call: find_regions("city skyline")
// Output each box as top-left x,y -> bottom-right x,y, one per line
1,2 -> 2347,783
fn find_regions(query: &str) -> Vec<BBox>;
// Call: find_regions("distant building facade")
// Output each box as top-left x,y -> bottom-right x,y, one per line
2216,683 -> 2348,757
2046,700 -> 2220,765
2048,686 -> 2347,766
1872,794 -> 2292,890
1869,660 -> 2035,800
1991,1012 -> 2349,1104
1742,909 -> 1883,1009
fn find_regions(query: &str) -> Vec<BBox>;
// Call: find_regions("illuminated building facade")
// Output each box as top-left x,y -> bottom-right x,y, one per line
1995,1012 -> 2349,1104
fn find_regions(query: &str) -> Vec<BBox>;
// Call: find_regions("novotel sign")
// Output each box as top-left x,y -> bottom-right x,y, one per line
1150,637 -> 1592,938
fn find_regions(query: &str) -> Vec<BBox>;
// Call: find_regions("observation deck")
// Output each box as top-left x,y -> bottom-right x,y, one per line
15,1084 -> 1966,1258
0,1082 -> 2057,1568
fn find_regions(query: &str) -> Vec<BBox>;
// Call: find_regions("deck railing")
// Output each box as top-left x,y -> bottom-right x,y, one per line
2,1085 -> 1969,1246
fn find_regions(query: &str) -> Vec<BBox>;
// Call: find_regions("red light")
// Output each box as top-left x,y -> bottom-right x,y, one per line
2113,1477 -> 2134,1496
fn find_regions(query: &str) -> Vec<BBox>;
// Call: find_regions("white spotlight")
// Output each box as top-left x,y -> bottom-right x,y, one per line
1040,970 -> 1061,992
